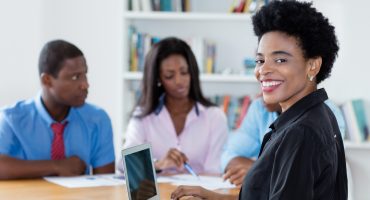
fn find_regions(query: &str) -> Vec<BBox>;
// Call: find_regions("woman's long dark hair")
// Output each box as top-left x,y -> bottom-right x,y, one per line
134,37 -> 214,118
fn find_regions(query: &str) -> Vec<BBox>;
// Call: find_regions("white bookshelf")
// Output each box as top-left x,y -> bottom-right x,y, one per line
121,0 -> 260,133
344,140 -> 370,200
344,141 -> 370,150
123,12 -> 252,21
123,71 -> 257,83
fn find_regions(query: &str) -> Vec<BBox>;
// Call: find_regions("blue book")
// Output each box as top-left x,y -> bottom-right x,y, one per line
352,99 -> 369,141
137,33 -> 144,71
227,96 -> 239,130
160,0 -> 172,11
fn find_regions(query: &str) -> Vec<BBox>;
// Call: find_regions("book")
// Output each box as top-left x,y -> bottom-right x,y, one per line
341,99 -> 369,142
352,99 -> 369,141
131,0 -> 142,11
205,41 -> 216,74
222,95 -> 231,114
235,96 -> 251,129
234,0 -> 246,13
209,95 -> 251,130
141,0 -> 152,12
160,0 -> 172,11
152,0 -> 161,11
129,26 -> 138,72
227,96 -> 240,129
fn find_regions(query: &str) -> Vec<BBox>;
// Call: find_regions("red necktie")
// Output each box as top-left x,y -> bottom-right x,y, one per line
51,122 -> 67,160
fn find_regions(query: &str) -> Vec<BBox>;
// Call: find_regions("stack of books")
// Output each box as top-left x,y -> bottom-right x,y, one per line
128,26 -> 217,74
209,95 -> 251,130
129,0 -> 191,12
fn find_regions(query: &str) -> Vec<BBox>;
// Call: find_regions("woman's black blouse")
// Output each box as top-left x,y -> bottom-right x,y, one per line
239,89 -> 347,200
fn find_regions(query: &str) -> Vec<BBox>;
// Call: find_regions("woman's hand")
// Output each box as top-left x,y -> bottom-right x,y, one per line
155,148 -> 188,170
171,186 -> 219,200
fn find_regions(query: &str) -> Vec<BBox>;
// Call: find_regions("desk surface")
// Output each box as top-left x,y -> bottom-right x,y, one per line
0,178 -> 239,200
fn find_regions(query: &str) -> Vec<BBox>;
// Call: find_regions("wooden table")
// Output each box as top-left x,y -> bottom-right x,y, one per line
0,178 -> 239,200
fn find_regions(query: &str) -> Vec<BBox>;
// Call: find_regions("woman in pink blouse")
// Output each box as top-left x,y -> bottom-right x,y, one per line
122,37 -> 228,174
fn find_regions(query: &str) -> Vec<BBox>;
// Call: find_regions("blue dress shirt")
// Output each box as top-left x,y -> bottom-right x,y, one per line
221,98 -> 346,171
0,95 -> 115,173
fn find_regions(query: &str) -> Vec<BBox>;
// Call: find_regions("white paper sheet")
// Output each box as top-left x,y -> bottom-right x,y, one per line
157,174 -> 236,190
44,174 -> 125,188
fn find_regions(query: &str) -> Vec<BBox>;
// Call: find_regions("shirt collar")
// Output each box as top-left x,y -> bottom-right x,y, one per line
270,88 -> 328,131
154,93 -> 201,116
154,93 -> 166,115
35,93 -> 73,126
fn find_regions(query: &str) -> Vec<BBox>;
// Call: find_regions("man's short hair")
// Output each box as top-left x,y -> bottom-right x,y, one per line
38,40 -> 84,78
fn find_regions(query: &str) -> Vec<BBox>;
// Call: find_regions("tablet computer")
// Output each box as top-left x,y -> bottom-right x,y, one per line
122,143 -> 160,200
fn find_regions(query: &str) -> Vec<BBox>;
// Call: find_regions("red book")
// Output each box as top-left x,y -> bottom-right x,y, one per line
235,96 -> 251,129
234,0 -> 246,13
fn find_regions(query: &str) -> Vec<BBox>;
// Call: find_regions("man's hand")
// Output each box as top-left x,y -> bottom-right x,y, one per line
0,155 -> 86,179
54,156 -> 86,176
223,157 -> 254,187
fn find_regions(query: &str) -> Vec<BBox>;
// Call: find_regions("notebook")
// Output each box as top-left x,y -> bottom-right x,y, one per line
121,143 -> 160,200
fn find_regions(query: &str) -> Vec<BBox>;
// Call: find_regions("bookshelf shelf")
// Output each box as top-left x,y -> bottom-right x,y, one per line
123,72 -> 257,83
123,12 -> 252,21
201,74 -> 257,82
344,141 -> 370,150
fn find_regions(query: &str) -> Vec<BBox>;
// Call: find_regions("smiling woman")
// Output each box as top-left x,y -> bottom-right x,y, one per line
171,1 -> 347,200
255,31 -> 321,112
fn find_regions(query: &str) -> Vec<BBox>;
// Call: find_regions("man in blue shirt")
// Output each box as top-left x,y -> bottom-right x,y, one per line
0,40 -> 115,179
221,97 -> 346,186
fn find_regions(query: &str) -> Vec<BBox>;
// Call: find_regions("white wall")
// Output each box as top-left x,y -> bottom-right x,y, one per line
0,0 -> 43,106
314,0 -> 370,103
40,0 -> 124,165
0,0 -> 123,165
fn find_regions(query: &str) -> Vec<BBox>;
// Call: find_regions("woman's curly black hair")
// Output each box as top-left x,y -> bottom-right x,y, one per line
252,0 -> 339,84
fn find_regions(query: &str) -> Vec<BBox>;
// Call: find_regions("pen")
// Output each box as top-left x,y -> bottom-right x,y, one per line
184,162 -> 200,180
